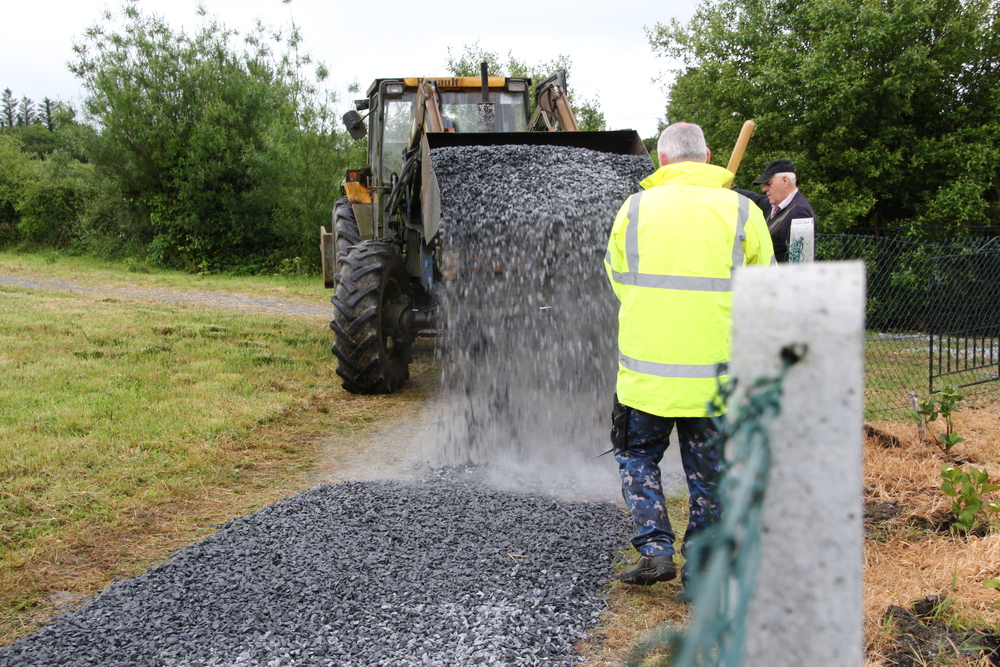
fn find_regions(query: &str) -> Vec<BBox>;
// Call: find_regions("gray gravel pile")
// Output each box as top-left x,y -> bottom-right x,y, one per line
429,144 -> 652,469
0,467 -> 629,666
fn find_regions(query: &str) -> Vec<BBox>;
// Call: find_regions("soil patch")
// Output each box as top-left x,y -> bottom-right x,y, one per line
883,596 -> 1000,666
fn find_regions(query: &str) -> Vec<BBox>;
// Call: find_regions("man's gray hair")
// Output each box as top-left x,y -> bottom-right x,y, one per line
657,123 -> 707,163
773,172 -> 797,186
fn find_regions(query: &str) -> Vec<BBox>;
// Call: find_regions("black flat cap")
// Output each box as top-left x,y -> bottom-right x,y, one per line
752,159 -> 796,184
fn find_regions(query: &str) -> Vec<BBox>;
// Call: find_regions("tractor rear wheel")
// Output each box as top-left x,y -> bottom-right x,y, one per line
333,197 -> 361,276
330,242 -> 413,394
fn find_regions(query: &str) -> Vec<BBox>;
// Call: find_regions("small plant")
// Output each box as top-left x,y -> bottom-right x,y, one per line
123,257 -> 149,273
940,464 -> 1000,535
985,578 -> 1000,610
277,256 -> 308,277
912,386 -> 966,455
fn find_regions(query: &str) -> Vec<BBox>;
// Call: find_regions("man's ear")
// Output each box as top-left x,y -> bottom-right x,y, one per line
705,148 -> 712,164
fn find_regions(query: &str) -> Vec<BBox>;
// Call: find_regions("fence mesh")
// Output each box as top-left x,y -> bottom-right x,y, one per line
817,234 -> 1000,417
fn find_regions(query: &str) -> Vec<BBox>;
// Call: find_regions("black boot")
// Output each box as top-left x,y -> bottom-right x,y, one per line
620,555 -> 676,585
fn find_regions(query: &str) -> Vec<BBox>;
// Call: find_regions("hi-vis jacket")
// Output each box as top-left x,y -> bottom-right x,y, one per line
605,161 -> 775,418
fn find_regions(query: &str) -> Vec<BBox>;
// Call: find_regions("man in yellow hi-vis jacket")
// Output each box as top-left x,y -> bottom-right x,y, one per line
605,122 -> 774,589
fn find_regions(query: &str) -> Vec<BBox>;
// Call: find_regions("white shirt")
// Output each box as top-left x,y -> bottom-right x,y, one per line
771,187 -> 800,218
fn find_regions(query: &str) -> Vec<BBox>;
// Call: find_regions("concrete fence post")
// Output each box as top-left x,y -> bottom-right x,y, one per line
729,261 -> 866,667
789,218 -> 815,262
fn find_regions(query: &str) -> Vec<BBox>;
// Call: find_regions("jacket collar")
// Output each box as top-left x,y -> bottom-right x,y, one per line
640,161 -> 736,190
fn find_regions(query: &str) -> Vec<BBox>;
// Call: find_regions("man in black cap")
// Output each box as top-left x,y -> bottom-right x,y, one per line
735,159 -> 816,262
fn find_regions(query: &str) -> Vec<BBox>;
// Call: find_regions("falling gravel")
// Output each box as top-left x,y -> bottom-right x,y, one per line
430,144 -> 653,484
0,467 -> 630,666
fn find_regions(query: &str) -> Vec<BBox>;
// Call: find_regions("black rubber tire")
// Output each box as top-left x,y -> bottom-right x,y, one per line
330,242 -> 413,394
332,197 -> 361,277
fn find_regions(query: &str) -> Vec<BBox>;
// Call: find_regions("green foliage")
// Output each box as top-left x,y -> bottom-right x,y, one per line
444,42 -> 520,79
649,0 -> 1000,234
940,464 -> 1000,535
444,42 -> 606,130
1,125 -> 60,157
276,256 -> 311,276
574,98 -> 607,132
16,151 -> 94,247
68,1 -> 353,272
912,386 -> 966,454
0,135 -> 34,244
0,131 -> 93,250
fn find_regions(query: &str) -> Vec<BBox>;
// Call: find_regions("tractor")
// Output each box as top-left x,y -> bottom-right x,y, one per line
320,67 -> 648,394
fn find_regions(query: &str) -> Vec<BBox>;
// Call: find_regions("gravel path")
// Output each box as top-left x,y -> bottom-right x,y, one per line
0,467 -> 630,667
0,275 -> 332,319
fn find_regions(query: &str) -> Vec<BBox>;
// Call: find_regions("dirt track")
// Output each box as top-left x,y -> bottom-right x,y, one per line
0,274 -> 333,319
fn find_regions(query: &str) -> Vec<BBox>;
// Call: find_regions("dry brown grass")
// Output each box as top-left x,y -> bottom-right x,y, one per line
577,497 -> 692,667
863,397 -> 1000,665
577,577 -> 688,667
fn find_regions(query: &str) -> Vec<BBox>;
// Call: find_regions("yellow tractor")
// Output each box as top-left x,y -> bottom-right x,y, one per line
320,67 -> 647,394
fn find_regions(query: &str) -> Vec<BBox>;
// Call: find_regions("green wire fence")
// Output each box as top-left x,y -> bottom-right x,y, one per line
817,234 -> 1000,417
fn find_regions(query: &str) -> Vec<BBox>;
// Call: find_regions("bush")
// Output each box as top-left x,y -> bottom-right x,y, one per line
0,134 -> 34,246
16,151 -> 93,247
68,4 -> 356,273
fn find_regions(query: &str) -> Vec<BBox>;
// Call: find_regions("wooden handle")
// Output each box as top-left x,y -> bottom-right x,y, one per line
724,120 -> 755,187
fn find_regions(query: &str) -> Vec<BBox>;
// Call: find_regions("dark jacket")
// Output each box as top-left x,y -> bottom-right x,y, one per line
735,189 -> 816,262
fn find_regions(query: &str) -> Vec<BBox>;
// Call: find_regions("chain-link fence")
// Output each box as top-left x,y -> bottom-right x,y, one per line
817,234 -> 1000,417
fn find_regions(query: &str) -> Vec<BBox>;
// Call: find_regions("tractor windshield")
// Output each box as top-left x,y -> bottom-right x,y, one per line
379,89 -> 529,180
439,91 -> 528,134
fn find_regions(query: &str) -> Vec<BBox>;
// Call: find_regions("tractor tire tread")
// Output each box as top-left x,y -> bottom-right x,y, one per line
329,241 -> 412,394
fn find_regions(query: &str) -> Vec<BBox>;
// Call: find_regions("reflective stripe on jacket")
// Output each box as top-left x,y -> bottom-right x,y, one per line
605,161 -> 775,417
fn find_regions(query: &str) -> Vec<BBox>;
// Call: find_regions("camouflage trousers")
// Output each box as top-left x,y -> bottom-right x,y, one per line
614,407 -> 721,560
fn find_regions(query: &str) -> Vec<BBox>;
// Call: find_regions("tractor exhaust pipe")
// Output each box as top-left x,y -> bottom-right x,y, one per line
477,62 -> 496,133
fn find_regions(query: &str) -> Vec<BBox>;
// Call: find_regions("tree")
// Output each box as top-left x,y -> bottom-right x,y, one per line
573,98 -> 606,133
444,43 -> 607,131
69,1 -> 352,271
1,89 -> 17,128
11,124 -> 61,157
16,149 -> 93,247
650,0 -> 1000,233
18,97 -> 37,126
38,98 -> 56,131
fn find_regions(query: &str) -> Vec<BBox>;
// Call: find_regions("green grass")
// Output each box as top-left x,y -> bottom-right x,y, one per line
865,334 -> 934,418
0,251 -> 438,642
0,285 -> 330,548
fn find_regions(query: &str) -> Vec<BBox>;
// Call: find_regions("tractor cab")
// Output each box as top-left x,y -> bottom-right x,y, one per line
369,77 -> 531,181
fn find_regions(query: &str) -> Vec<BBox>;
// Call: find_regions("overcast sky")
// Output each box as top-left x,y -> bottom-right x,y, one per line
1,0 -> 698,139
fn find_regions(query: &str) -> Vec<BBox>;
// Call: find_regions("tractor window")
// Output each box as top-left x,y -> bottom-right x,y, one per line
438,91 -> 528,133
381,93 -> 417,180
